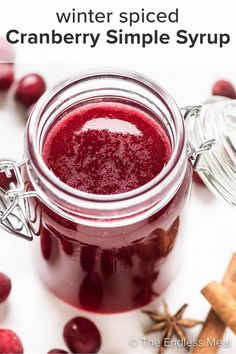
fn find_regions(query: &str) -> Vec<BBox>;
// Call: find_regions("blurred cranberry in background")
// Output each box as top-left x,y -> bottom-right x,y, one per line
0,64 -> 14,92
0,272 -> 11,303
0,37 -> 15,63
14,73 -> 46,108
212,80 -> 236,99
0,329 -> 23,354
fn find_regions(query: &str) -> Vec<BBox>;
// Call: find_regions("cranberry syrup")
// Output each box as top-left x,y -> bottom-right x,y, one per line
42,102 -> 171,194
27,101 -> 191,313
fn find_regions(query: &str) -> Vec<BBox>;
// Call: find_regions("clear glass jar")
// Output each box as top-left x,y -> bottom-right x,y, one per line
0,69 -> 234,313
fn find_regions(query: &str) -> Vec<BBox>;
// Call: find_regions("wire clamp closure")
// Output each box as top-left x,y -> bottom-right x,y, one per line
0,160 -> 37,241
182,105 -> 216,170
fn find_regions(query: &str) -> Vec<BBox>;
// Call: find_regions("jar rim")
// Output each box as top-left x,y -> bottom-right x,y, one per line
25,68 -> 187,225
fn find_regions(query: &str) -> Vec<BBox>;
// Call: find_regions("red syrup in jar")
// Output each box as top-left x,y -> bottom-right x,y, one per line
26,101 -> 192,313
42,102 -> 171,194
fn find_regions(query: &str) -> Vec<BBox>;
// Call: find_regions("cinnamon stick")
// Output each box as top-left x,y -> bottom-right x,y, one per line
191,253 -> 236,354
202,281 -> 236,334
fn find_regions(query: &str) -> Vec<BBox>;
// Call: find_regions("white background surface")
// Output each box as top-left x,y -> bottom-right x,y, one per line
0,62 -> 235,354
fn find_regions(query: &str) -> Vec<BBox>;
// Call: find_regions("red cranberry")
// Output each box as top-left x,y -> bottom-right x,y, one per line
0,272 -> 11,303
212,80 -> 236,99
48,350 -> 68,354
63,317 -> 101,354
0,329 -> 23,353
0,64 -> 14,92
0,37 -> 15,63
14,74 -> 46,108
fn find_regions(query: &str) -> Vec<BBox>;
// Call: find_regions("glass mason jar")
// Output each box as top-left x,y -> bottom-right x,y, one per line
0,70 -> 235,314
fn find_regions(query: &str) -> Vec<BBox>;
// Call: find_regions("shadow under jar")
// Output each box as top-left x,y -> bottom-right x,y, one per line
4,70 -> 193,313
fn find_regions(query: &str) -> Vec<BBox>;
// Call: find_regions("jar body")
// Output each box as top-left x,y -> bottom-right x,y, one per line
21,70 -> 190,313
24,163 -> 192,313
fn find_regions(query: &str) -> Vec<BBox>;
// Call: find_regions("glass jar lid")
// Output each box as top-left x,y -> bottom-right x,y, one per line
185,98 -> 236,206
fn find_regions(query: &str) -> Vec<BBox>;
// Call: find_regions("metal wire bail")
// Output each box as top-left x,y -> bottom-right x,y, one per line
187,139 -> 216,170
182,105 -> 216,170
0,160 -> 36,241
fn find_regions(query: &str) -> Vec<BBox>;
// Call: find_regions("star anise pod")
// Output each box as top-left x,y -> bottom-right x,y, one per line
143,301 -> 203,354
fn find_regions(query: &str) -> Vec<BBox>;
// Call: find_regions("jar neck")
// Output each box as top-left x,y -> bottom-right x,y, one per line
25,69 -> 187,227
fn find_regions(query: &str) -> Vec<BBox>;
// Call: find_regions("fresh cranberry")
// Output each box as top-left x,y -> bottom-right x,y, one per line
0,272 -> 11,303
63,317 -> 101,354
0,329 -> 23,353
48,350 -> 68,354
14,74 -> 46,108
0,37 -> 15,63
0,64 -> 14,92
212,80 -> 236,99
